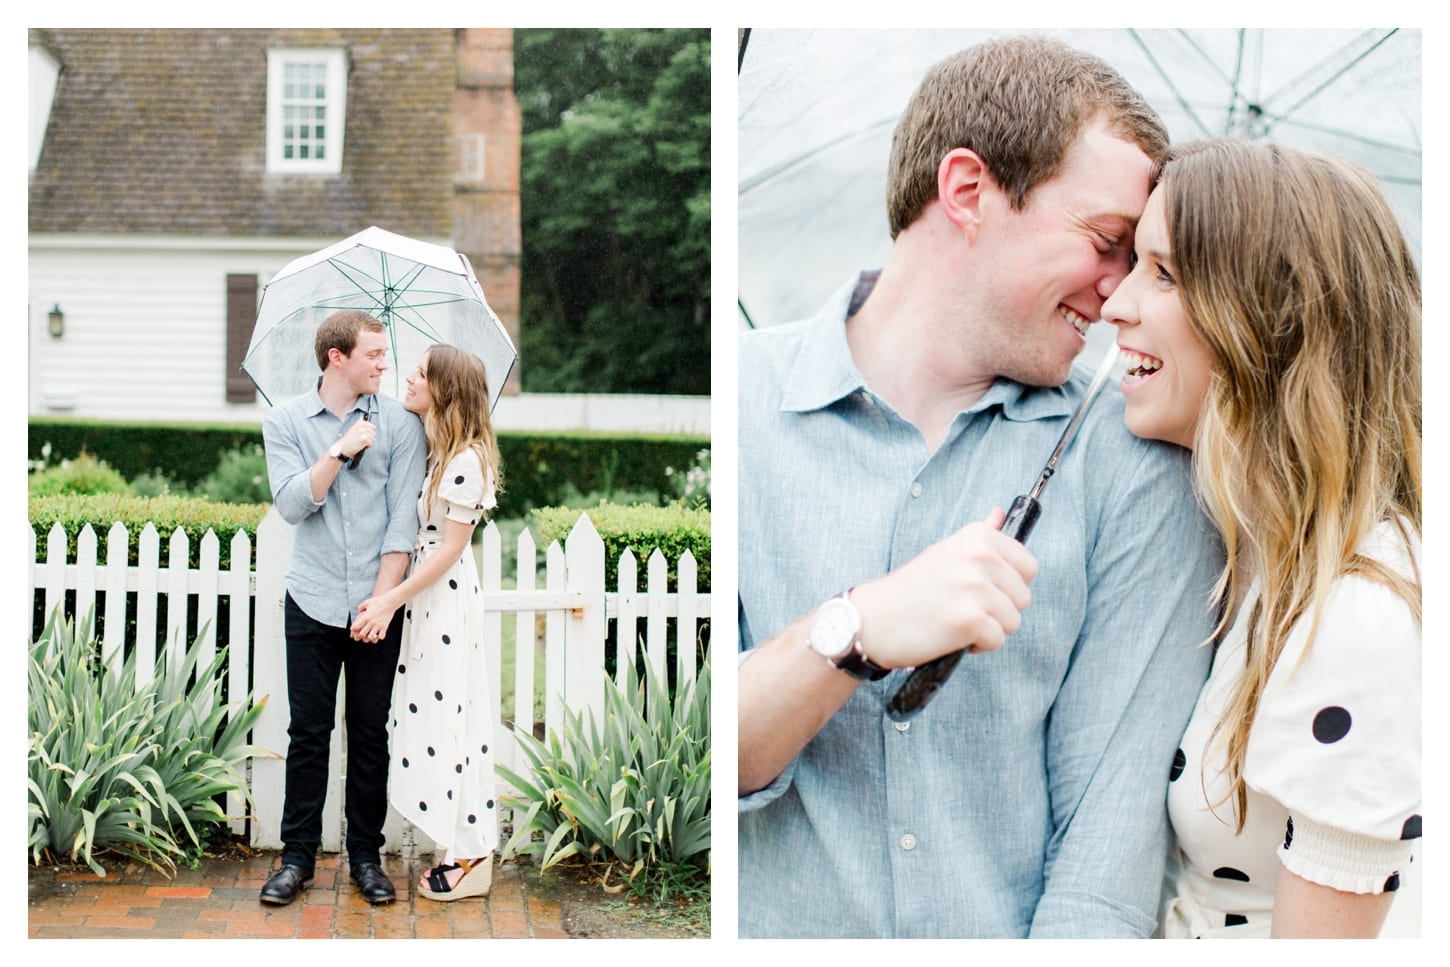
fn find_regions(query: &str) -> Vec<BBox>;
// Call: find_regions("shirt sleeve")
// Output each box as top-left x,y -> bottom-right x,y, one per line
262,405 -> 324,524
734,644 -> 801,813
380,407 -> 427,556
438,449 -> 496,526
1245,558 -> 1421,895
1029,439 -> 1221,938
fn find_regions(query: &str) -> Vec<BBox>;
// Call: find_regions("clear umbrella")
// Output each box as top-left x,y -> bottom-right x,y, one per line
242,226 -> 518,409
738,27 -> 1422,358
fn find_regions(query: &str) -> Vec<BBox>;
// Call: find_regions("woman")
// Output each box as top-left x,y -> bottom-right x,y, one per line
1100,139 -> 1421,938
352,344 -> 505,901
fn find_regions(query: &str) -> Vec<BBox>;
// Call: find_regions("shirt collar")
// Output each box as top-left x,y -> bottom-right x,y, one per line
304,377 -> 374,419
780,271 -> 1079,424
779,274 -> 871,412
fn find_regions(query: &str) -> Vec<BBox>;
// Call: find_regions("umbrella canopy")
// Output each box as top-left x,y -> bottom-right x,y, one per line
738,27 -> 1422,362
242,226 -> 518,409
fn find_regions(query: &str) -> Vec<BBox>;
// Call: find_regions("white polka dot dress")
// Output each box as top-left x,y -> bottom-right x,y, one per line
1163,522 -> 1420,938
389,450 -> 499,859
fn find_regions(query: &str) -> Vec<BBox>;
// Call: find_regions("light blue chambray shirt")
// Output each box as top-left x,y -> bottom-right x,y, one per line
738,273 -> 1222,938
262,386 -> 427,628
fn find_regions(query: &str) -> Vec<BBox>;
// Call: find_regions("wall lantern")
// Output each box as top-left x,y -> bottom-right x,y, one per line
48,304 -> 64,338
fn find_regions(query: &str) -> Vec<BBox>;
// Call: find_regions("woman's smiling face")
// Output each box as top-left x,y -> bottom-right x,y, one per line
404,352 -> 433,416
1100,184 -> 1215,450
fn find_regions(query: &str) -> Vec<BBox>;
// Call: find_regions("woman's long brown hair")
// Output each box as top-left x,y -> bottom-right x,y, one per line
1163,139 -> 1421,831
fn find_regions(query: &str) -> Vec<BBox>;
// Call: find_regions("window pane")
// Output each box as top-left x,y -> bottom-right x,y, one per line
273,54 -> 340,169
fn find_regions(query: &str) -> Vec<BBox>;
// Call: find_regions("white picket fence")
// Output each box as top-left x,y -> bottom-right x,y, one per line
27,507 -> 710,854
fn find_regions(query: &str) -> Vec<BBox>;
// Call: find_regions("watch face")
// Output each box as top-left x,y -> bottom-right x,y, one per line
809,596 -> 860,661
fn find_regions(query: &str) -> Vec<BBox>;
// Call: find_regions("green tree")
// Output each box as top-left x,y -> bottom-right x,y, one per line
515,29 -> 710,395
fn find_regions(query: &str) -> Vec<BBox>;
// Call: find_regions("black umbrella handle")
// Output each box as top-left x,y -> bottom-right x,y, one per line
348,411 -> 373,470
999,492 -> 1041,543
885,494 -> 1040,722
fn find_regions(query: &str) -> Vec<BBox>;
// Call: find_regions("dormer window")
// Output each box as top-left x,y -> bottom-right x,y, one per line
266,47 -> 348,174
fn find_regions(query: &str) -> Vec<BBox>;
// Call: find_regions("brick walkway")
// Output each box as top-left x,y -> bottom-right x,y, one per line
28,852 -> 570,939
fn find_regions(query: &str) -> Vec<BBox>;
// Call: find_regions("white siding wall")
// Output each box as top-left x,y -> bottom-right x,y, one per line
29,234 -> 313,424
28,233 -> 710,435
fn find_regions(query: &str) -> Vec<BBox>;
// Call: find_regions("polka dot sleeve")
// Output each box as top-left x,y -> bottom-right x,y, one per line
436,450 -> 496,526
1244,527 -> 1421,895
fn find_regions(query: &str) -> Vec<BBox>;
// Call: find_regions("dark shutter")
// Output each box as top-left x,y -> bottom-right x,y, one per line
226,274 -> 258,403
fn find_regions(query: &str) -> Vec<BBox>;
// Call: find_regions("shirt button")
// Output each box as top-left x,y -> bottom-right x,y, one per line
894,720 -> 910,733
899,834 -> 917,851
910,481 -> 923,498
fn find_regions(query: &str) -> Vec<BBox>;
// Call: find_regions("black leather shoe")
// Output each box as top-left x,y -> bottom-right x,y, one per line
259,864 -> 313,905
351,862 -> 397,905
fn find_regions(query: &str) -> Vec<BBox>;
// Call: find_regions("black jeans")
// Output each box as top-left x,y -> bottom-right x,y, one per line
279,593 -> 403,870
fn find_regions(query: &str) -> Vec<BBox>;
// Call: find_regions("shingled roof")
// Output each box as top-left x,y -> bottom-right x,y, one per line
29,28 -> 455,239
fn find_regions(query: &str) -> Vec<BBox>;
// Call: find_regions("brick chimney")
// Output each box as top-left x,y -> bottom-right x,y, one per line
453,28 -> 522,396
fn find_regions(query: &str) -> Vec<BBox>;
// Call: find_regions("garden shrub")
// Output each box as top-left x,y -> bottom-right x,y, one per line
498,648 -> 709,902
664,447 -> 711,508
28,451 -> 131,498
530,500 -> 711,592
28,494 -> 267,570
28,608 -> 271,876
194,445 -> 272,505
128,471 -> 188,498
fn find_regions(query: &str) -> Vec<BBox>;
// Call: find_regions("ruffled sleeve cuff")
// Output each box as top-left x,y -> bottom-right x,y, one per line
1278,813 -> 1414,895
438,451 -> 496,525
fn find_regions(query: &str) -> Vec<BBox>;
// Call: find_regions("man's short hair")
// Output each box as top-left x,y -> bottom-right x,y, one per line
314,310 -> 386,371
885,35 -> 1169,238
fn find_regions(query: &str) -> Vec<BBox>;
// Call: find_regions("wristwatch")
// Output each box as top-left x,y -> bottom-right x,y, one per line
328,442 -> 348,461
808,591 -> 889,681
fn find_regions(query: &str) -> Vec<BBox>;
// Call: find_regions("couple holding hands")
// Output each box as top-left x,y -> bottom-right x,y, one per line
259,311 -> 503,906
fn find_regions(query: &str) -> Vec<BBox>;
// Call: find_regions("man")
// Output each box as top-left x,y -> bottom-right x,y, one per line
259,309 -> 426,905
738,36 -> 1222,937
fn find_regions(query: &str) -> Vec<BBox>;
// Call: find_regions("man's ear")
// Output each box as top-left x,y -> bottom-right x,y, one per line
326,346 -> 346,368
936,148 -> 992,241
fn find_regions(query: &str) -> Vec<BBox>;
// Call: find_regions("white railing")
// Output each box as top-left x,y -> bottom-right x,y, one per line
27,506 -> 710,854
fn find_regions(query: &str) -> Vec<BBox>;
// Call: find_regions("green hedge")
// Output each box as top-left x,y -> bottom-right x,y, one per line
29,419 -> 262,489
531,501 -> 711,592
28,494 -> 268,570
28,418 -> 708,516
531,500 -> 710,691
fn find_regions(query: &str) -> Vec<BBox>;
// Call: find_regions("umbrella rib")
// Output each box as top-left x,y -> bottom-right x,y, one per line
394,314 -> 451,343
738,298 -> 756,330
1172,28 -> 1252,135
1129,29 -> 1212,138
330,260 -> 394,313
1261,29 -> 1399,133
1262,113 -> 1421,158
1225,28 -> 1246,134
328,259 -> 462,320
1261,30 -> 1375,106
1173,28 -> 1235,88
